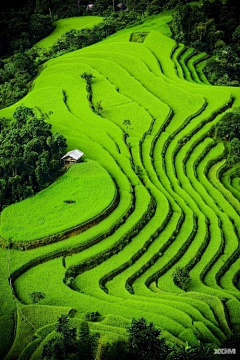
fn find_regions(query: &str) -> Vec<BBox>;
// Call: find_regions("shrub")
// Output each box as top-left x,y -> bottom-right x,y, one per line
172,267 -> 191,291
85,311 -> 100,322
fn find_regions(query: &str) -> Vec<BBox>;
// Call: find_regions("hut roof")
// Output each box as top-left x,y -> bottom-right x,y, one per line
86,4 -> 94,9
61,149 -> 84,160
117,2 -> 126,8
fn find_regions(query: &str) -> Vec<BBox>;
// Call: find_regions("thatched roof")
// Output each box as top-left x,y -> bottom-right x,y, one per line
61,149 -> 84,160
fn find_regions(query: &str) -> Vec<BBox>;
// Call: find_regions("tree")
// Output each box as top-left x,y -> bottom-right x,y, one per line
80,72 -> 95,85
29,291 -> 46,304
85,311 -> 99,322
127,317 -> 169,360
101,339 -> 132,360
42,316 -> 99,360
42,314 -> 77,360
172,266 -> 191,291
229,138 -> 240,164
216,108 -> 240,141
78,321 -> 99,360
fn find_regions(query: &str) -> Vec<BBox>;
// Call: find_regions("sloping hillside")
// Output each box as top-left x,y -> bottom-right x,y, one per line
0,12 -> 240,358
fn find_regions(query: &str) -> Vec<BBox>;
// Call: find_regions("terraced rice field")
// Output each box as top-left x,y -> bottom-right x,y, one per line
0,12 -> 240,359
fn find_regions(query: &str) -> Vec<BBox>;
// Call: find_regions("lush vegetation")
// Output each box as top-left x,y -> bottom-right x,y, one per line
0,2 -> 145,110
42,315 -> 225,360
0,1 -> 240,359
171,0 -> 240,85
215,108 -> 240,164
0,105 -> 67,211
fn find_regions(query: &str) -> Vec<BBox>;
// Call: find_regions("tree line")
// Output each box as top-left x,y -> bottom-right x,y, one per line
0,106 -> 67,211
1,1 -> 240,111
171,0 -> 240,86
41,314 -> 240,360
0,1 -> 190,58
1,1 -> 181,110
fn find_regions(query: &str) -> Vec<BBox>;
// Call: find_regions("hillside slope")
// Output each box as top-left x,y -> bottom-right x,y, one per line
0,12 -> 240,358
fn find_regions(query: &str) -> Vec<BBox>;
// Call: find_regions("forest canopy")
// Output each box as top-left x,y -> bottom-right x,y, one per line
0,106 -> 67,210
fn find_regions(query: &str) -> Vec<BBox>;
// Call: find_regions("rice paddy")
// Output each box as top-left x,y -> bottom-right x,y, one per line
0,11 -> 240,359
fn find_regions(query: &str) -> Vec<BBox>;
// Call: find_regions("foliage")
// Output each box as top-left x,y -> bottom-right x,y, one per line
172,267 -> 191,291
204,46 -> 240,86
215,108 -> 240,165
29,292 -> 46,305
42,315 -> 99,360
41,316 -> 219,360
0,315 -> 14,358
78,321 -> 99,360
127,317 -> 169,360
0,3 -> 53,57
0,52 -> 38,109
81,72 -> 95,101
216,109 -> 240,142
85,311 -> 100,322
101,339 -> 132,360
0,7 -> 143,109
167,342 -> 215,360
80,72 -> 95,85
229,138 -> 240,164
42,314 -> 78,360
51,11 -> 142,54
171,0 -> 240,85
0,105 -> 67,210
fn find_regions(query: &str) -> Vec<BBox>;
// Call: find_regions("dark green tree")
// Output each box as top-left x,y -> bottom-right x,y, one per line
29,291 -> 46,305
77,321 -> 99,360
172,266 -> 191,291
80,72 -> 95,86
42,316 -> 99,360
216,108 -> 240,141
229,138 -> 240,164
101,339 -> 132,360
42,314 -> 77,360
127,317 -> 169,360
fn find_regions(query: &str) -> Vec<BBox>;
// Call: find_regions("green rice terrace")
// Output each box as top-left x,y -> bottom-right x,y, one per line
0,12 -> 240,359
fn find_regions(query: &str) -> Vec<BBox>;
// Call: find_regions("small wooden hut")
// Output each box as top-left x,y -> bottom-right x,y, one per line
61,149 -> 84,166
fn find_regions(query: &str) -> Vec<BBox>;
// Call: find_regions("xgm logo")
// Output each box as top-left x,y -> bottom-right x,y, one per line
214,349 -> 236,355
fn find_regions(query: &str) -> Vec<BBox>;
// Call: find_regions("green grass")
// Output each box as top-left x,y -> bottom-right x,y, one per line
0,160 -> 116,242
